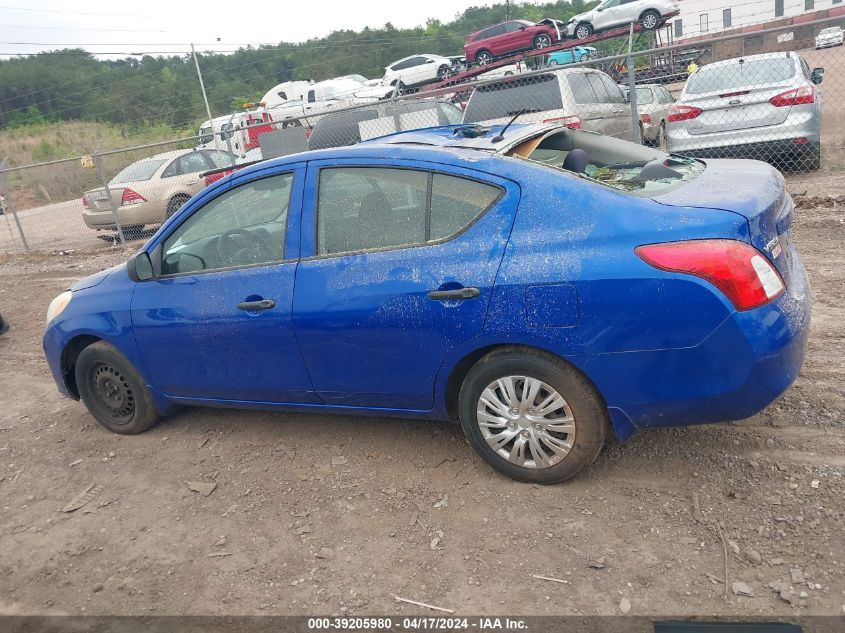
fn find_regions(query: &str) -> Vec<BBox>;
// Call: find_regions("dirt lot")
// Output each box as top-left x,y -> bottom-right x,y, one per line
0,166 -> 843,618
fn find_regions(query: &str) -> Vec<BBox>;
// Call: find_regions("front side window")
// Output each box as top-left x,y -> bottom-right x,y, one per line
635,87 -> 654,104
316,167 -> 501,256
585,73 -> 610,102
161,173 -> 293,275
599,73 -> 626,103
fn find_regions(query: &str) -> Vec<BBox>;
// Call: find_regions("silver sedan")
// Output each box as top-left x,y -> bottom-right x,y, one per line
665,52 -> 824,170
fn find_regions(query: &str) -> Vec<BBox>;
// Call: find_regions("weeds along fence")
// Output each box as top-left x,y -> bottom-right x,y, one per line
2,16 -> 844,255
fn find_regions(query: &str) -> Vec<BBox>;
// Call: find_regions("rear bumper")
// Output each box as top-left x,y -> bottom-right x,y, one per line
578,251 -> 810,437
669,138 -> 819,161
82,202 -> 162,230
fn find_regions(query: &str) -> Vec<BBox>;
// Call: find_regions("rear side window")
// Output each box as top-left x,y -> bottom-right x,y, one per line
567,73 -> 597,104
686,58 -> 796,94
585,73 -> 610,102
464,74 -> 563,122
599,74 -> 626,103
316,168 -> 502,255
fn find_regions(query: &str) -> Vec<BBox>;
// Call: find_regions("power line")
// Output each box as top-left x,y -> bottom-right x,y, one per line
0,4 -> 156,18
2,24 -> 168,33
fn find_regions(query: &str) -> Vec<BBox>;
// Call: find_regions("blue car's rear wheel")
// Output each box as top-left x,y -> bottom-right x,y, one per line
458,348 -> 608,484
75,341 -> 160,435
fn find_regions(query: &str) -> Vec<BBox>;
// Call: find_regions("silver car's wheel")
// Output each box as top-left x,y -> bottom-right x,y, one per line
548,59 -> 560,67
640,10 -> 660,29
476,376 -> 576,469
575,24 -> 592,39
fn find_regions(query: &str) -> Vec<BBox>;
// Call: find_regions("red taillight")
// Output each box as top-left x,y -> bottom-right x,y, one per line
667,105 -> 702,123
635,239 -> 785,311
82,194 -> 89,209
543,115 -> 581,129
120,188 -> 146,206
305,127 -> 313,140
770,85 -> 815,107
639,113 -> 651,124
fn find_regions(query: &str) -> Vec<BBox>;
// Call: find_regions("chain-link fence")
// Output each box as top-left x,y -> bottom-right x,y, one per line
2,16 -> 843,254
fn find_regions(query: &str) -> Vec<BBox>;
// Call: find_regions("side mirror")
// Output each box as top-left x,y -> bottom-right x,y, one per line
519,25 -> 527,30
811,67 -> 824,84
127,251 -> 154,282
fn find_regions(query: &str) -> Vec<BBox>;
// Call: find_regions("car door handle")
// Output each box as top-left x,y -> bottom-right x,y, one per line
427,287 -> 480,301
237,299 -> 276,311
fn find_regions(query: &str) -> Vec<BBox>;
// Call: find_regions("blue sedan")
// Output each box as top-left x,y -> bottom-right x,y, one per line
43,123 -> 810,484
547,46 -> 597,66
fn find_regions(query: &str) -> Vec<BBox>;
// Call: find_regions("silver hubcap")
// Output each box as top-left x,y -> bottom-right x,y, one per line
577,27 -> 589,39
536,37 -> 550,48
476,376 -> 576,469
643,14 -> 657,27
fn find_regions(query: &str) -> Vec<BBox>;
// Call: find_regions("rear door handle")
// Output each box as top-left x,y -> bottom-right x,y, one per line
237,299 -> 276,311
427,287 -> 480,301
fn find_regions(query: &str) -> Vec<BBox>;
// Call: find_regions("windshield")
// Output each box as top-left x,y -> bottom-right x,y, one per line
109,159 -> 167,185
686,58 -> 795,94
819,27 -> 841,35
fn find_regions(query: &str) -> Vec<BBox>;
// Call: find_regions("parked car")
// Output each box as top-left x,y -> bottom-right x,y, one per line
82,149 -> 236,233
547,46 -> 597,66
464,18 -> 566,65
307,100 -> 463,150
566,0 -> 680,40
666,52 -> 824,169
462,68 -> 631,139
44,121 -> 810,483
815,26 -> 843,49
620,83 -> 675,145
383,54 -> 455,88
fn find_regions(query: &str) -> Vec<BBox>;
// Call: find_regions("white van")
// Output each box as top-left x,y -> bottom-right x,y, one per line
260,80 -> 313,109
197,109 -> 276,157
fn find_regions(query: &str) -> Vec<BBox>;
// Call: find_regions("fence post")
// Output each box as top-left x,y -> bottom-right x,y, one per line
0,158 -> 31,253
627,23 -> 642,145
93,149 -> 125,245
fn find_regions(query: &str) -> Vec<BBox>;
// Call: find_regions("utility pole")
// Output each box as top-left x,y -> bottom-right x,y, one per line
191,43 -> 219,150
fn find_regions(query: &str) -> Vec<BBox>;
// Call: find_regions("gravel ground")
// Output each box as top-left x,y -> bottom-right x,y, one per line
0,172 -> 843,618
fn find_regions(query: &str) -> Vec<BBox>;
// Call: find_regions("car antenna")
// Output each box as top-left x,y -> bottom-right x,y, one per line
491,110 -> 526,143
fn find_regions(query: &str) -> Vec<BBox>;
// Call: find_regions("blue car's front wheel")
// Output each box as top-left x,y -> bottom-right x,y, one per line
75,341 -> 160,435
458,348 -> 608,484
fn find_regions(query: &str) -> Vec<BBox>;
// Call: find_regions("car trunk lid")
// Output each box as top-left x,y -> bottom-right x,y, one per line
681,81 -> 795,135
652,159 -> 795,287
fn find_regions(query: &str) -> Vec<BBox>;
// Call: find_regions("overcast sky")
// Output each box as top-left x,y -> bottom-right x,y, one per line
0,0 -> 492,59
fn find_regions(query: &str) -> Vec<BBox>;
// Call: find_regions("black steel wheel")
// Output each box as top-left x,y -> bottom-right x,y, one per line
75,341 -> 160,434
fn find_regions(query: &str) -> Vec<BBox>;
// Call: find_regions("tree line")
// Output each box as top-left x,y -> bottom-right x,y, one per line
0,0 -> 594,132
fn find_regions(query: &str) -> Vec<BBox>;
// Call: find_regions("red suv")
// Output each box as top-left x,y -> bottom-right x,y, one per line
464,19 -> 564,66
